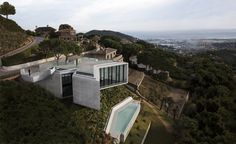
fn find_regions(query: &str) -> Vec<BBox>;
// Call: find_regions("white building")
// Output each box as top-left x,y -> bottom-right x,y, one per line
20,58 -> 128,110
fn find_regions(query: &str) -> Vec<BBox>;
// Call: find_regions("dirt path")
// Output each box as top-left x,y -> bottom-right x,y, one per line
143,100 -> 173,133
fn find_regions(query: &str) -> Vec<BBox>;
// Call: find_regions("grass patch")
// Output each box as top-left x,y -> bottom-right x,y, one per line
125,103 -> 150,144
125,102 -> 174,144
143,104 -> 174,144
139,75 -> 169,105
159,111 -> 174,125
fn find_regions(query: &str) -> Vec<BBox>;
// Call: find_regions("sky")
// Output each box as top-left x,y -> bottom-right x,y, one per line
1,0 -> 236,33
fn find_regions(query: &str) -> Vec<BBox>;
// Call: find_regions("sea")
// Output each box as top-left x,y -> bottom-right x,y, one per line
126,29 -> 236,40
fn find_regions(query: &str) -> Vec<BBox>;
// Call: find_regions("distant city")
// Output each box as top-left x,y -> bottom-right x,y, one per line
127,29 -> 236,54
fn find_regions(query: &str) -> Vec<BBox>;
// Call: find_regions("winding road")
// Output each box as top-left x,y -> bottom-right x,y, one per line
0,37 -> 44,58
0,37 -> 44,78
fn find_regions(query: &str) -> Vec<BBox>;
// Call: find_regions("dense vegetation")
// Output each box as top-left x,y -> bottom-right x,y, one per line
98,35 -> 142,61
138,47 -> 189,80
0,80 -> 131,144
174,56 -> 236,143
99,35 -> 188,80
38,39 -> 83,62
209,48 -> 236,72
0,80 -> 82,144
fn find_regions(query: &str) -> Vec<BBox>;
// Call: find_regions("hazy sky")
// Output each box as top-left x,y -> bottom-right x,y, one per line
2,0 -> 236,32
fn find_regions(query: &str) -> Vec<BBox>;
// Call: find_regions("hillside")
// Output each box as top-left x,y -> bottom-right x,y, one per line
85,30 -> 137,42
0,15 -> 28,55
0,80 -> 132,144
0,15 -> 24,32
211,49 -> 236,71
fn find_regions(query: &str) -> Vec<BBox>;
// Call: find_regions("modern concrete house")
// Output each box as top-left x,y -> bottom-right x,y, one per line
20,58 -> 128,110
73,59 -> 128,109
20,57 -> 141,143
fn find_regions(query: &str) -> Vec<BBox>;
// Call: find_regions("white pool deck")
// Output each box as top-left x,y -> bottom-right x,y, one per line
105,97 -> 141,142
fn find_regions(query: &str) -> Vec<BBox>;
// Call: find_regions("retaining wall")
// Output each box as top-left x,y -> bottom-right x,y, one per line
141,122 -> 152,144
3,56 -> 65,71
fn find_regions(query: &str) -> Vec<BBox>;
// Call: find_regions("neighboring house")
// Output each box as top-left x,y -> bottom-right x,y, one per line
76,33 -> 84,41
20,57 -> 128,110
35,25 -> 56,36
58,24 -> 77,42
129,55 -> 170,78
85,46 -> 124,62
129,55 -> 138,65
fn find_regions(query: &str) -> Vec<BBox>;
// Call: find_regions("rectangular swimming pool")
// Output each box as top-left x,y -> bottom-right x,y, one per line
105,97 -> 141,142
111,103 -> 139,134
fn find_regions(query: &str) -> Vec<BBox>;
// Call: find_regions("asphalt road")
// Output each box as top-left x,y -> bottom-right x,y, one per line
0,37 -> 44,58
0,37 -> 44,78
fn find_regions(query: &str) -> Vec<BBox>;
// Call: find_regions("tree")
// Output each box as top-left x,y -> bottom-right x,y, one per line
50,39 -> 63,65
39,39 -> 83,64
74,43 -> 83,55
39,40 -> 52,59
61,41 -> 81,63
0,2 -> 16,19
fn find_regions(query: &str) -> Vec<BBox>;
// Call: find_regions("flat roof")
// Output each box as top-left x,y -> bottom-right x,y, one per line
77,58 -> 127,74
27,57 -> 127,75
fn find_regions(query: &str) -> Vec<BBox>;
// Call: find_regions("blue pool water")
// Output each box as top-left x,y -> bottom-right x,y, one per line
111,103 -> 139,134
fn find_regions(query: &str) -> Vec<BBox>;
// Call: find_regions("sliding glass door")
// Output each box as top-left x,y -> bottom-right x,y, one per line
100,65 -> 126,88
62,73 -> 73,97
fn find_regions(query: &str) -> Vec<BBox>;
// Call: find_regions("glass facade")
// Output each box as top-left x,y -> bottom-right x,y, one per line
62,73 -> 73,97
100,65 -> 126,88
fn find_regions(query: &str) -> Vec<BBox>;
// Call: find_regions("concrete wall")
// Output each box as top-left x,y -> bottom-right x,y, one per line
37,72 -> 63,98
141,122 -> 152,144
3,56 -> 65,71
73,74 -> 100,110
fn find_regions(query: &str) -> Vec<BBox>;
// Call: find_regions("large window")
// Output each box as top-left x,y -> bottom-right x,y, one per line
100,65 -> 126,88
62,73 -> 73,97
